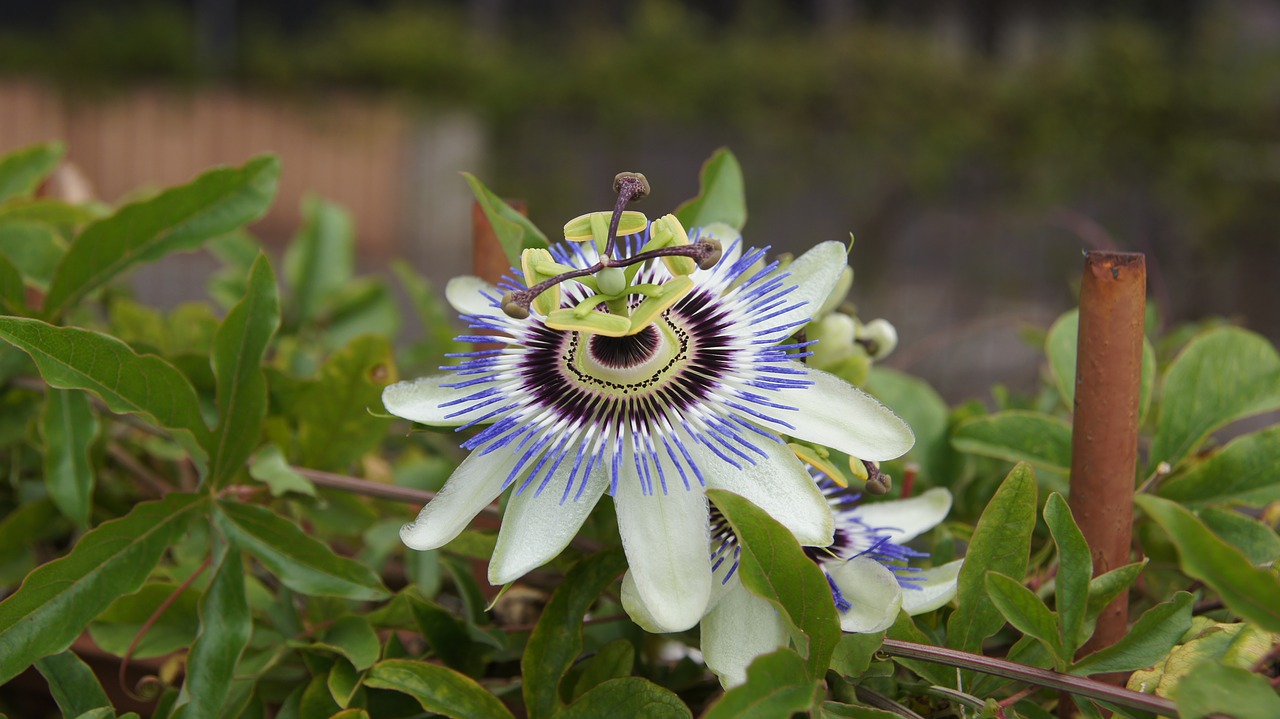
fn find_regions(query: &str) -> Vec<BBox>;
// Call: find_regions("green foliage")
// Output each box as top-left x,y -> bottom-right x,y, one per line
1,144 -> 1278,718
465,172 -> 550,266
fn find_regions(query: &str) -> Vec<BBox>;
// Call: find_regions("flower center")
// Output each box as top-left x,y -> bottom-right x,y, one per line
588,324 -> 660,369
577,320 -> 682,387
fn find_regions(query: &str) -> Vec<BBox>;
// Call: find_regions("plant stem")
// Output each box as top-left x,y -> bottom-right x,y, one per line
119,554 -> 213,700
879,639 -> 1176,716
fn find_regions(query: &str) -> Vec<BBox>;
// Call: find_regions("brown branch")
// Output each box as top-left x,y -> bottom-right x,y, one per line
119,555 -> 213,700
879,639 -> 1176,716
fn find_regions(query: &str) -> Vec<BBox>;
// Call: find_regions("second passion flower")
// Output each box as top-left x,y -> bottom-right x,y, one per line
382,174 -> 915,632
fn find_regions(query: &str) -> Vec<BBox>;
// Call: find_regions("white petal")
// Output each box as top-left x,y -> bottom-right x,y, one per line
400,448 -> 517,550
700,582 -> 789,688
780,363 -> 915,461
446,275 -> 501,317
614,478 -> 712,633
853,488 -> 952,544
691,435 -> 833,546
382,375 -> 480,427
488,453 -> 609,585
828,556 -> 903,634
901,559 -> 964,615
759,241 -> 848,334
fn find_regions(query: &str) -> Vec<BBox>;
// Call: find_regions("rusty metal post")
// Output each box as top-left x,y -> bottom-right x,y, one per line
1068,252 -> 1146,679
472,200 -> 524,285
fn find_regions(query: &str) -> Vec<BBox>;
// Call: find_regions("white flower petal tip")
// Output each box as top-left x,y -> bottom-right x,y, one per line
615,482 -> 712,633
398,449 -> 516,551
701,581 -> 788,688
828,556 -> 904,634
757,241 -> 849,334
855,487 -> 953,544
445,275 -> 500,316
699,437 -> 834,547
902,559 -> 964,615
381,375 -> 464,426
783,364 -> 915,462
487,463 -> 609,586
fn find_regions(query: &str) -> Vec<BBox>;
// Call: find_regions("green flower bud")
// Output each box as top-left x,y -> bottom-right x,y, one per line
858,318 -> 898,360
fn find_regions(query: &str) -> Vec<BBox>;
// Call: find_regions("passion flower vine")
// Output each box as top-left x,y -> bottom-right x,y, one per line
382,172 -> 915,632
697,472 -> 963,687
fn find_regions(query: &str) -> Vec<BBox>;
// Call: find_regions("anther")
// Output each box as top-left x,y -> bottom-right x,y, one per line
695,238 -> 723,270
863,460 -> 892,495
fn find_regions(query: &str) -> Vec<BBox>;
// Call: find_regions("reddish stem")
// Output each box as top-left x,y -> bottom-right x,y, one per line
118,555 -> 213,700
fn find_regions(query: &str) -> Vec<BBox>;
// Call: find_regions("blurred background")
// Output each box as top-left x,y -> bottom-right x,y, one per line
1,0 -> 1278,401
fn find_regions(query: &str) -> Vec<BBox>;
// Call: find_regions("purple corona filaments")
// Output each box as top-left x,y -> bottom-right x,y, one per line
382,173 -> 915,633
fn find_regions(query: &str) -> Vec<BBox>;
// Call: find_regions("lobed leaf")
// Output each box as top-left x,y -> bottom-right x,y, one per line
209,254 -> 279,487
522,548 -> 627,719
213,499 -> 389,601
701,649 -> 820,719
365,659 -> 515,719
1157,425 -> 1280,507
1044,493 -> 1091,657
41,388 -> 99,527
179,546 -> 252,719
0,317 -> 212,468
463,172 -> 548,266
283,196 -> 354,327
561,677 -> 690,719
952,411 -> 1072,473
0,141 -> 65,202
34,650 -> 111,718
1149,327 -> 1280,471
947,463 -> 1038,654
707,489 -> 841,685
985,572 -> 1065,668
1071,591 -> 1193,676
1136,495 -> 1280,632
42,155 -> 280,316
673,148 -> 747,231
295,334 -> 397,471
0,492 -> 207,683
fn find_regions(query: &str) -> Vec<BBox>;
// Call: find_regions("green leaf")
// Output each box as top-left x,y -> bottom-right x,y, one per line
569,639 -> 635,701
0,198 -> 101,226
1084,561 -> 1147,628
42,155 -> 281,316
707,489 -> 841,684
1071,591 -> 1194,675
295,334 -> 397,471
364,658 -> 515,719
560,677 -> 691,719
885,612 -> 953,687
248,444 -> 316,497
701,648 -> 820,719
41,388 -> 99,527
952,411 -> 1073,473
1045,309 -> 1155,421
829,631 -> 885,678
820,701 -> 903,719
0,141 -> 64,202
1197,506 -> 1280,566
305,615 -> 380,672
1044,493 -> 1090,657
985,572 -> 1065,667
1150,327 -> 1280,471
213,499 -> 389,601
673,148 -> 747,231
326,657 -> 361,708
34,650 -> 111,717
947,463 -> 1038,653
1158,426 -> 1280,506
0,219 -> 65,290
0,317 -> 212,468
72,708 -> 117,719
0,492 -> 207,683
462,172 -> 548,266
522,548 -> 627,719
1173,661 -> 1280,719
1136,495 -> 1280,632
209,254 -> 279,487
284,196 -> 354,327
180,545 -> 251,719
0,251 -> 25,314
410,597 -> 474,674
88,582 -> 200,659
